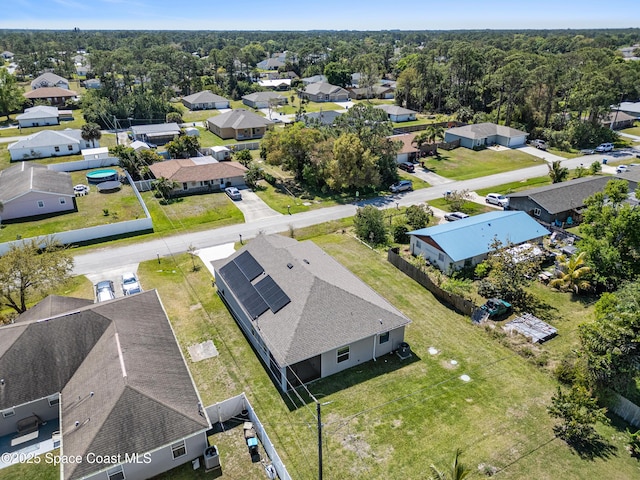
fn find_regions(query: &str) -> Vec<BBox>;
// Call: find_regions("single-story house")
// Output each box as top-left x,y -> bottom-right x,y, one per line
300,82 -> 350,103
0,291 -> 210,480
302,110 -> 343,126
8,129 -> 95,161
617,102 -> 640,117
388,133 -> 419,163
148,157 -> 247,196
409,211 -> 550,271
242,92 -> 287,109
257,78 -> 291,90
444,122 -> 528,149
208,145 -> 232,161
206,109 -> 273,140
301,74 -> 327,85
131,123 -> 181,146
83,78 -> 101,89
30,72 -> 70,90
23,87 -> 77,107
1,51 -> 14,60
506,176 -> 628,225
348,85 -> 395,100
0,162 -> 76,221
256,57 -> 286,70
15,106 -> 60,128
601,111 -> 637,130
374,104 -> 417,122
181,90 -> 230,110
212,234 -> 411,391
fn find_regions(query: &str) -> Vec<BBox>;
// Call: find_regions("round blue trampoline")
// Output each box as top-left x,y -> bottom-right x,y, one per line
86,169 -> 118,184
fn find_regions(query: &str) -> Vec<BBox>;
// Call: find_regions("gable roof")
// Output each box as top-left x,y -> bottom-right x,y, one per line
207,109 -> 273,130
242,91 -> 286,103
24,87 -> 77,99
374,104 -> 416,116
8,129 -> 83,151
0,162 -> 73,203
303,82 -> 348,96
213,235 -> 411,366
31,72 -> 69,88
446,122 -> 528,139
388,133 -> 419,154
131,122 -> 181,136
182,90 -> 229,104
0,291 -> 209,480
148,158 -> 247,182
14,295 -> 93,323
409,211 -> 550,262
302,110 -> 343,125
16,105 -> 60,120
507,176 -> 615,214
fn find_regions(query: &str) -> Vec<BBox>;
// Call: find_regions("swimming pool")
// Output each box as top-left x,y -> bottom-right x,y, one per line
86,169 -> 118,184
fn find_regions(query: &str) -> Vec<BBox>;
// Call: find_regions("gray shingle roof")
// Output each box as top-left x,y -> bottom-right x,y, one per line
8,129 -> 83,151
182,90 -> 229,104
242,92 -> 286,103
14,295 -> 93,323
446,122 -> 528,139
0,162 -> 73,203
374,104 -> 416,116
303,82 -> 348,96
30,72 -> 69,89
213,235 -> 411,366
0,291 -> 209,480
16,106 -> 59,120
207,109 -> 272,129
507,176 -> 615,214
131,123 -> 181,136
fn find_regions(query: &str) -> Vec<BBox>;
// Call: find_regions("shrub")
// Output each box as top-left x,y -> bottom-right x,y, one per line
392,224 -> 409,243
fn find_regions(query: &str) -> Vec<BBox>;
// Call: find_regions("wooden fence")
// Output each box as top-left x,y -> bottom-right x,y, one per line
387,248 -> 476,316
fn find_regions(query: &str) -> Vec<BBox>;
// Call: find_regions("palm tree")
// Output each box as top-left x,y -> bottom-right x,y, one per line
152,177 -> 179,200
81,122 -> 102,148
429,449 -> 470,480
550,252 -> 592,293
548,160 -> 569,184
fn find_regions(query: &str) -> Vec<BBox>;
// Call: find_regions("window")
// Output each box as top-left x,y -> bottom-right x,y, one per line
106,465 -> 125,480
37,200 -> 45,208
54,146 -> 60,152
2,408 -> 15,418
533,208 -> 541,217
438,253 -> 444,262
182,183 -> 188,191
67,145 -> 73,151
48,394 -> 60,407
59,198 -> 66,205
379,332 -> 390,344
415,240 -> 422,249
337,346 -> 350,363
171,440 -> 187,459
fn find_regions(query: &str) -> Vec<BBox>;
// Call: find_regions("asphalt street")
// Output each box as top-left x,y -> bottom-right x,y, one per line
72,151 -> 637,276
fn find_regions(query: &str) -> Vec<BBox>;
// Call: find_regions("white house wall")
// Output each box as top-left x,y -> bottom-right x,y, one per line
1,191 -> 74,221
0,396 -> 59,437
9,142 -> 86,161
18,117 -> 59,128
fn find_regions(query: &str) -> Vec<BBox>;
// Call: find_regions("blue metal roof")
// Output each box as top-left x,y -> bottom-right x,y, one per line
408,211 -> 550,262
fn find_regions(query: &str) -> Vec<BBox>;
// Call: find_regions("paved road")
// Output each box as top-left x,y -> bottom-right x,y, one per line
73,152 -> 634,276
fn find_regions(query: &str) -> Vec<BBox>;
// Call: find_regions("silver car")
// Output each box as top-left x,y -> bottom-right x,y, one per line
121,272 -> 142,295
225,186 -> 242,200
95,280 -> 116,302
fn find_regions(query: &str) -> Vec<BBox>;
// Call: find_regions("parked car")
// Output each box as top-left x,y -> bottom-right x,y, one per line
397,161 -> 415,173
617,165 -> 629,174
485,193 -> 509,208
95,280 -> 116,302
225,186 -> 242,200
389,180 -> 413,193
595,143 -> 614,153
529,139 -> 547,150
444,211 -> 470,221
121,272 -> 142,295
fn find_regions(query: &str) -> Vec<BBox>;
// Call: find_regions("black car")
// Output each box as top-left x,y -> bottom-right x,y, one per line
398,162 -> 415,173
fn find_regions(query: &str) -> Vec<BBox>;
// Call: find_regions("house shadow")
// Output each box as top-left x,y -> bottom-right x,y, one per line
279,349 -> 422,411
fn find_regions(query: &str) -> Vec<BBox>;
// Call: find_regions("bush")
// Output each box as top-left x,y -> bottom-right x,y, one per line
354,205 -> 387,246
392,224 -> 409,243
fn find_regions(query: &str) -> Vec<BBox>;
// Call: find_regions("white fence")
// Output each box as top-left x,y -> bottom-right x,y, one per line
47,156 -> 120,172
609,392 -> 640,428
0,168 -> 152,255
205,393 -> 292,480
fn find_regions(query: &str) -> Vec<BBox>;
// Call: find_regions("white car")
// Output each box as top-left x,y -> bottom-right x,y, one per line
595,143 -> 614,153
485,193 -> 509,208
121,272 -> 142,295
529,139 -> 547,150
225,186 -> 242,200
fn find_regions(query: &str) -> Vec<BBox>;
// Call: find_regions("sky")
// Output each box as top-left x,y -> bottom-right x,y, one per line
1,0 -> 639,31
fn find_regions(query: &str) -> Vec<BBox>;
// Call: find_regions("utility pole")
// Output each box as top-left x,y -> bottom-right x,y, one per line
317,401 -> 323,480
114,115 -> 119,145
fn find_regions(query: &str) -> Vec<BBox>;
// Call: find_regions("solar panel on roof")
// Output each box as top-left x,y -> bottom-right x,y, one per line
219,262 -> 268,319
234,251 -> 264,281
255,275 -> 291,314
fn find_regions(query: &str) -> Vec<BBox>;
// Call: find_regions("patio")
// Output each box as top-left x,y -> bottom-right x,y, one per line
0,418 -> 60,469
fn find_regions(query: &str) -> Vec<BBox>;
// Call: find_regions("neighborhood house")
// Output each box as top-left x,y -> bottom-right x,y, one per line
300,82 -> 350,102
213,234 -> 412,392
30,72 -> 70,90
8,129 -> 96,161
206,109 -> 273,140
181,90 -> 230,110
15,106 -> 61,128
131,123 -> 181,146
444,122 -> 528,149
374,104 -> 417,122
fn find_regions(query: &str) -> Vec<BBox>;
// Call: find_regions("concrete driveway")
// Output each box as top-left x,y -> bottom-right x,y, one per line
515,146 -> 566,163
84,263 -> 142,300
233,188 -> 282,223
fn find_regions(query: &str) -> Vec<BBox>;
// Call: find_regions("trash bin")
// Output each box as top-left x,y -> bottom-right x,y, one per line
602,158 -> 608,164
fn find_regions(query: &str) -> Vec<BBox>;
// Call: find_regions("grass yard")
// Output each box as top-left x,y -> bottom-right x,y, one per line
475,175 -> 552,196
140,189 -> 244,234
0,170 -> 146,243
427,197 -> 495,215
423,148 -> 543,180
621,124 -> 640,137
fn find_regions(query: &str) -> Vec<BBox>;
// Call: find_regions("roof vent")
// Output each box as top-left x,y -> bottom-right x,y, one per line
303,259 -> 310,264
287,263 -> 294,269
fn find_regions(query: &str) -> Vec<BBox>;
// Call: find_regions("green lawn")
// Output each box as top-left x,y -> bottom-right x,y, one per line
620,124 -> 640,137
423,147 -> 543,180
476,176 -> 552,196
428,197 -> 495,215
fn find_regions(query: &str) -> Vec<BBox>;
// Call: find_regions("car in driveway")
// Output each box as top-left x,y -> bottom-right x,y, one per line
397,161 -> 415,173
225,186 -> 242,200
121,272 -> 142,295
444,211 -> 470,221
389,180 -> 413,193
595,143 -> 614,153
529,139 -> 547,150
95,280 -> 116,302
485,193 -> 509,208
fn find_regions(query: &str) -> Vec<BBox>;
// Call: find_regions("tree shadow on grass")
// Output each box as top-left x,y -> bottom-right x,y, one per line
565,434 -> 618,461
